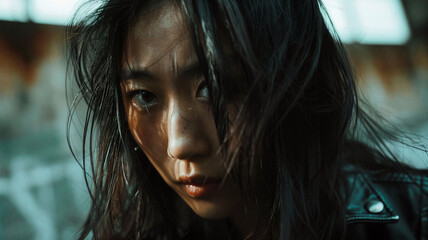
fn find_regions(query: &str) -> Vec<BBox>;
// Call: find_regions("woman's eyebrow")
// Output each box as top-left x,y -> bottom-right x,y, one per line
178,61 -> 201,79
120,68 -> 155,81
120,61 -> 201,82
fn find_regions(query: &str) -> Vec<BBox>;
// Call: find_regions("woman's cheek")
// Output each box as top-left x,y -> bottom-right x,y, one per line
130,118 -> 155,149
129,114 -> 169,162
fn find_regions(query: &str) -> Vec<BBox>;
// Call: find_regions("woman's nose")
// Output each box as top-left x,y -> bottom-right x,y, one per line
167,106 -> 211,160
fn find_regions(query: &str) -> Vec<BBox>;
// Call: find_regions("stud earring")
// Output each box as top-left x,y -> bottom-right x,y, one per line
134,146 -> 139,151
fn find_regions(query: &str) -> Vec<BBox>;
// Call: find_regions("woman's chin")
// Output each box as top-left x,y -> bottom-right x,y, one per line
181,194 -> 240,220
190,202 -> 235,219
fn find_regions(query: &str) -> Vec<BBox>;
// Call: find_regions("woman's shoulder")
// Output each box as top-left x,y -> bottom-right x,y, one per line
343,162 -> 428,240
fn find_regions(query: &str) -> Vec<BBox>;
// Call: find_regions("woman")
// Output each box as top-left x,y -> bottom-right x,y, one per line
67,0 -> 428,239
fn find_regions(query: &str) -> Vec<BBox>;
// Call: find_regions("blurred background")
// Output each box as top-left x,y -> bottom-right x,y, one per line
0,0 -> 427,239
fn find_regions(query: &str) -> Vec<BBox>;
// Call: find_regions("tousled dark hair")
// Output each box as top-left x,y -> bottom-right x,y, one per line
67,0 -> 427,239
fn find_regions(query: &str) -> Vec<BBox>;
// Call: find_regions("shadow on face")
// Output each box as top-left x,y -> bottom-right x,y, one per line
120,1 -> 243,220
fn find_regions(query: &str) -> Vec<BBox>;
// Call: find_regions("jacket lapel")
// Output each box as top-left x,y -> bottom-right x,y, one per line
345,172 -> 399,224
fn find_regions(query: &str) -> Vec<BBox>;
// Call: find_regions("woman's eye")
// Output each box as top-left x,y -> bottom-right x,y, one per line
130,90 -> 158,109
197,82 -> 209,100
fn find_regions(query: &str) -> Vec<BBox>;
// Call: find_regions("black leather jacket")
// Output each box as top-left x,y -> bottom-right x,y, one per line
344,166 -> 428,240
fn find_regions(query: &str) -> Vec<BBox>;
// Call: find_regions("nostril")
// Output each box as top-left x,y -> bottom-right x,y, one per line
167,149 -> 175,159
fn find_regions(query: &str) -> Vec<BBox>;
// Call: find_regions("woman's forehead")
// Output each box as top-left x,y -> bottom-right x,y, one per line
124,1 -> 197,73
130,2 -> 186,42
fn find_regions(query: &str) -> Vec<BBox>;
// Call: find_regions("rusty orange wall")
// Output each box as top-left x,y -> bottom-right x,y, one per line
348,43 -> 428,127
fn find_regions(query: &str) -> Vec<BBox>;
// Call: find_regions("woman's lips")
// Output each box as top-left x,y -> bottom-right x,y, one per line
184,182 -> 220,198
179,176 -> 221,198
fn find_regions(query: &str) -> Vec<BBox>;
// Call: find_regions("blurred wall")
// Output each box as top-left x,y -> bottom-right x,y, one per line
349,43 -> 428,128
347,43 -> 428,168
0,21 -> 89,240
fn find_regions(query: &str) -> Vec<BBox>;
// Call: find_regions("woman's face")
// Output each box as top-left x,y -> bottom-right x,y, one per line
120,2 -> 241,219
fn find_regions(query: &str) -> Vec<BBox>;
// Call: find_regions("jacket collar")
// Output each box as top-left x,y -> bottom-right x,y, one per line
345,170 -> 399,224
